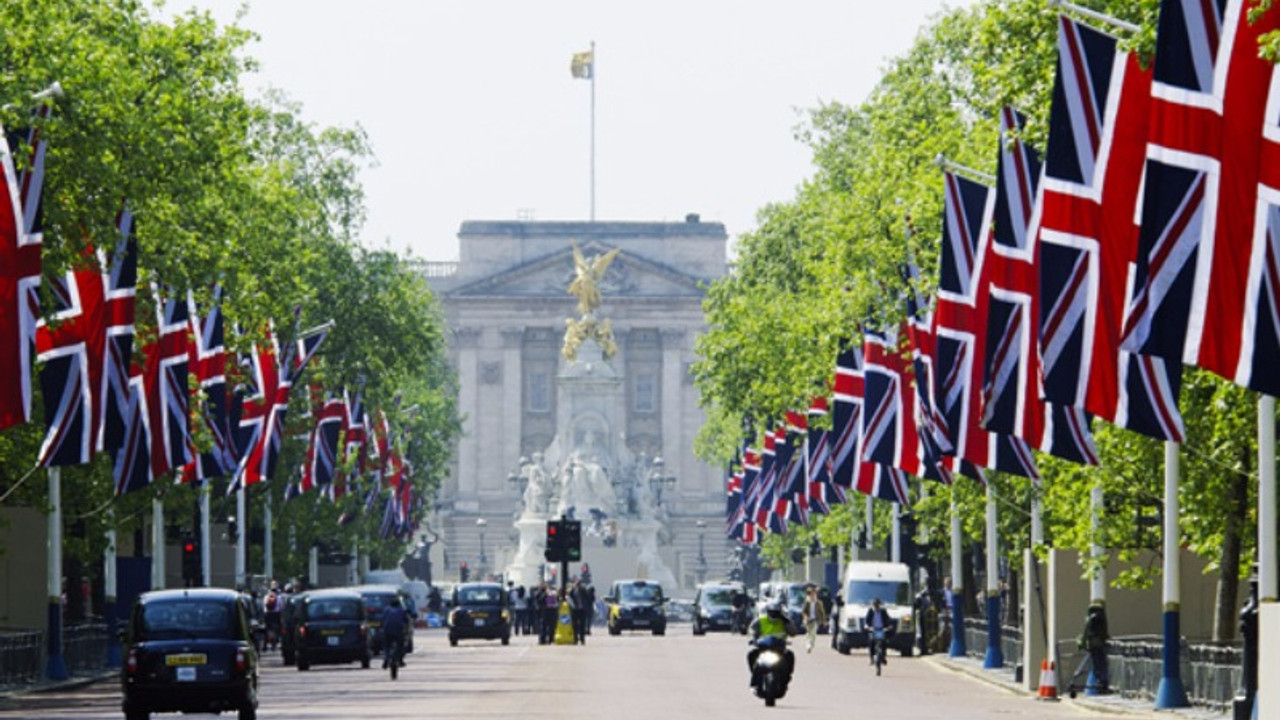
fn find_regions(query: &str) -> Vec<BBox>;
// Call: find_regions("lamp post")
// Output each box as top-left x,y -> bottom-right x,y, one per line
476,517 -> 488,575
649,456 -> 675,506
696,519 -> 708,584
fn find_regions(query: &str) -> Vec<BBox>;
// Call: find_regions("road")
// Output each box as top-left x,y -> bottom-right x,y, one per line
0,626 -> 1109,719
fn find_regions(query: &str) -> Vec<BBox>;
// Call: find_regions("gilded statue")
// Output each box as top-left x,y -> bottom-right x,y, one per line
568,244 -> 621,316
563,244 -> 621,360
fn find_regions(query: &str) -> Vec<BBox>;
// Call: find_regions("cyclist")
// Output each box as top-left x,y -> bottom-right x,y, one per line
864,598 -> 898,666
380,596 -> 411,670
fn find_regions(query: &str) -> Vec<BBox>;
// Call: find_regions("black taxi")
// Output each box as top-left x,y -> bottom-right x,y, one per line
294,589 -> 371,671
121,587 -> 258,720
606,579 -> 667,635
447,582 -> 510,646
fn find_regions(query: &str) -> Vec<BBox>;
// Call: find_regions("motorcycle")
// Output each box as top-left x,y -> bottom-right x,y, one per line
749,636 -> 791,707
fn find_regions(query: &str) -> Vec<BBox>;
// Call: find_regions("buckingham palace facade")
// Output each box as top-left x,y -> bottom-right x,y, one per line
421,216 -> 731,590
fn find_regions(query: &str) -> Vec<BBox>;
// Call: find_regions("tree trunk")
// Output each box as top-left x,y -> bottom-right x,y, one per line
1213,465 -> 1250,641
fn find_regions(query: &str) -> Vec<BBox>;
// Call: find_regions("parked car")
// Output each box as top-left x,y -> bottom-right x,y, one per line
691,582 -> 744,635
294,589 -> 371,671
121,587 -> 259,720
448,582 -> 511,646
352,584 -> 416,655
605,579 -> 667,635
280,593 -> 306,666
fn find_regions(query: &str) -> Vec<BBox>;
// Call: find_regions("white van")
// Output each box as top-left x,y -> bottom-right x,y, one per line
835,561 -> 914,656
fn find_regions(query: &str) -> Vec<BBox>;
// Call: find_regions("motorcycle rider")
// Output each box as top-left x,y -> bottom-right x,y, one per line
864,597 -> 898,665
747,599 -> 799,690
380,596 -> 411,670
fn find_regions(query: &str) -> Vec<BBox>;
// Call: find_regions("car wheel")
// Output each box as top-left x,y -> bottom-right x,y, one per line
297,654 -> 310,671
125,710 -> 149,720
608,625 -> 621,636
901,645 -> 914,657
692,620 -> 705,636
239,706 -> 256,720
836,631 -> 852,655
361,653 -> 372,669
501,635 -> 510,646
653,627 -> 665,636
449,635 -> 458,647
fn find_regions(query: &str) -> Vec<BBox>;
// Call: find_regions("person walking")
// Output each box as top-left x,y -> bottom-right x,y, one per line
539,584 -> 559,645
569,580 -> 589,644
1072,602 -> 1110,694
801,584 -> 827,654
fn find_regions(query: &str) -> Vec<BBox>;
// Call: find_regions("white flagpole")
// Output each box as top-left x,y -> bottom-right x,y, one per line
152,497 -> 165,590
235,483 -> 246,588
200,483 -> 211,587
1257,395 -> 1277,719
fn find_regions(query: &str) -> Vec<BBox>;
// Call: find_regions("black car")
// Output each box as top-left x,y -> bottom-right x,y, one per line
280,593 -> 305,666
606,579 -> 667,635
121,588 -> 258,720
447,582 -> 510,646
352,584 -> 415,655
294,589 -> 371,671
691,582 -> 742,635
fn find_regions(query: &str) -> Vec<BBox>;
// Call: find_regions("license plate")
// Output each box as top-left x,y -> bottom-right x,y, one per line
176,666 -> 197,682
165,654 -> 207,667
471,612 -> 489,618
369,621 -> 382,628
475,619 -> 485,626
327,636 -> 340,646
322,629 -> 344,636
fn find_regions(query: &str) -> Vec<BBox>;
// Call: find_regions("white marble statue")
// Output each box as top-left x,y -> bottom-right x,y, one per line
520,452 -> 552,516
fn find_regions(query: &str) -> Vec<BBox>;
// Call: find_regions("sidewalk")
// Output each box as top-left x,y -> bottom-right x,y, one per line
0,669 -> 116,701
927,654 -> 1226,720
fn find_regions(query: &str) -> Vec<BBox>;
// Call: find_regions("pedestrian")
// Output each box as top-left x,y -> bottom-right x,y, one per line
569,580 -> 588,644
582,582 -> 596,634
539,583 -> 559,645
801,584 -> 827,654
1072,602 -> 1110,694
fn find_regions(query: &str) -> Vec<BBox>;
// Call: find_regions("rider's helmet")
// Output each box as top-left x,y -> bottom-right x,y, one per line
389,596 -> 402,608
283,583 -> 294,593
766,598 -> 785,619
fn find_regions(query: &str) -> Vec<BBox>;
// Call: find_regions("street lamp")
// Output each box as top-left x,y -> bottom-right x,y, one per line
476,517 -> 488,569
695,519 -> 708,584
649,456 -> 675,506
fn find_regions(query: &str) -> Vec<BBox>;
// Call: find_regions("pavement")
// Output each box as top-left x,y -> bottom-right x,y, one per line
928,653 -> 1228,720
0,669 -> 116,701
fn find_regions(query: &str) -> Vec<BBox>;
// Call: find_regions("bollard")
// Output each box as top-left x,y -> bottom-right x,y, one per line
1233,571 -> 1259,720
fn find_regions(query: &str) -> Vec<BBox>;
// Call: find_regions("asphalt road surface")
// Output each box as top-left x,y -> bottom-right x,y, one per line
0,627 -> 1110,719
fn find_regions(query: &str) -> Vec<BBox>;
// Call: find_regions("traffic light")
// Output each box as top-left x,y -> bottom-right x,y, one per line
460,561 -> 470,582
181,536 -> 200,586
544,520 -> 564,562
562,520 -> 581,562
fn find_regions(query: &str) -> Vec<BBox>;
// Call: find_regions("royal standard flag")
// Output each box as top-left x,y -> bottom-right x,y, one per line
570,49 -> 593,79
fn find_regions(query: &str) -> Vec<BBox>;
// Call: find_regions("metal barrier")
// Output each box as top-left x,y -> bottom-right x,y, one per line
63,623 -> 109,675
1055,635 -> 1242,711
0,629 -> 44,686
961,617 -> 1021,667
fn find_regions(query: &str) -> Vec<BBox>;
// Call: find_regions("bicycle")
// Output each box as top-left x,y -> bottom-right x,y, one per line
385,635 -> 405,680
870,628 -> 887,676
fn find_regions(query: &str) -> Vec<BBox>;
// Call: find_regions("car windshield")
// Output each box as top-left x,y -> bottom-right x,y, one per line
458,587 -> 502,604
620,584 -> 661,602
701,589 -> 733,607
307,599 -> 361,621
362,593 -> 394,615
785,585 -> 807,607
845,580 -> 910,606
141,601 -> 235,639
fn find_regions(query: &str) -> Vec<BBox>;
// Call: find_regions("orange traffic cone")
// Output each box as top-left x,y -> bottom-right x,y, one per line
1037,659 -> 1060,701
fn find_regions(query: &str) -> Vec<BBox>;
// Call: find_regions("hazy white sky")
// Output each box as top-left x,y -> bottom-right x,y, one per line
171,1 -> 970,261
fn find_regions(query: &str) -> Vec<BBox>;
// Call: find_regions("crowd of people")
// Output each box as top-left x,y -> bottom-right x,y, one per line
505,579 -> 598,644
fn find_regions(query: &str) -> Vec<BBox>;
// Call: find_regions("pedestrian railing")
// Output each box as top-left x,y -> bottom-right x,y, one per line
961,617 -> 1021,667
0,629 -> 43,686
63,622 -> 110,675
1055,634 -> 1242,711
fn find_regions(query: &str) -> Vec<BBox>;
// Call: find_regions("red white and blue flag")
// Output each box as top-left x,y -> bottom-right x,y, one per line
859,324 -> 924,502
0,107 -> 48,430
806,397 -> 837,514
143,291 -> 191,479
182,286 -> 237,482
1038,16 -> 1185,441
932,172 -> 1038,481
304,393 -> 347,498
1122,0 -> 1280,395
830,343 -> 911,501
983,108 -> 1098,464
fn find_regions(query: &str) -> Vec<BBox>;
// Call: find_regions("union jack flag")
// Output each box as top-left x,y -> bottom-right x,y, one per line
983,108 -> 1098,463
730,445 -> 761,543
110,371 -> 150,495
1122,0 -> 1280,395
304,393 -> 347,498
98,212 -> 139,456
143,291 -> 191,478
0,107 -> 48,430
861,324 -> 928,502
933,172 -> 1038,480
779,412 -> 810,525
904,263 -> 956,484
806,397 -> 836,514
36,219 -> 138,467
229,321 -> 330,492
830,343 -> 911,502
1038,16 -> 1185,441
182,286 -> 236,482
341,386 -> 368,483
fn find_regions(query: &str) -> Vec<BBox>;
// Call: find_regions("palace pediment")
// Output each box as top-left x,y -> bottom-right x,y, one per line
444,242 -> 708,299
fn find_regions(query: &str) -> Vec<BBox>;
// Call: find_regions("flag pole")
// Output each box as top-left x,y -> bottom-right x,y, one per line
46,467 -> 68,680
590,40 -> 596,222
